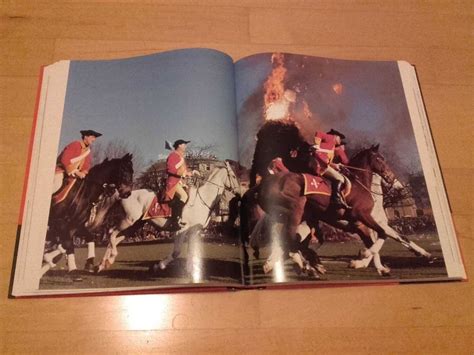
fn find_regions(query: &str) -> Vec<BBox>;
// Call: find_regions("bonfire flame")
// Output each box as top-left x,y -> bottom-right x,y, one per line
264,53 -> 292,121
262,53 -> 316,126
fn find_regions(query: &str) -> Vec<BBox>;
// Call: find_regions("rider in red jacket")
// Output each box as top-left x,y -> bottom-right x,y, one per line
313,129 -> 349,208
53,130 -> 102,194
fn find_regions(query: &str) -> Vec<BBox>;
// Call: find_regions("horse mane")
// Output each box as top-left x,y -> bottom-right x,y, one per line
349,144 -> 379,167
87,154 -> 134,182
349,148 -> 370,166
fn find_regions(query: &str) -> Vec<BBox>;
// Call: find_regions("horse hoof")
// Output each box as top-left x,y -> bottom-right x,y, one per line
263,262 -> 272,274
104,260 -> 111,269
349,260 -> 358,269
315,264 -> 327,275
158,261 -> 167,270
308,268 -> 321,280
377,266 -> 391,277
84,258 -> 95,273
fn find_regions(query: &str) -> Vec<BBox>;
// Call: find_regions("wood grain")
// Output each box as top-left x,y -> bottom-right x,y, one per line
1,1 -> 472,353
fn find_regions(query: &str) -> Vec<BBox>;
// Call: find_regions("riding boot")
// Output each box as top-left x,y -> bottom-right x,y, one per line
176,200 -> 187,226
169,200 -> 186,231
331,181 -> 349,209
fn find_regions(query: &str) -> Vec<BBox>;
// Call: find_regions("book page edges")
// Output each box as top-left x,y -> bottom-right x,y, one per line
12,61 -> 71,296
397,61 -> 466,280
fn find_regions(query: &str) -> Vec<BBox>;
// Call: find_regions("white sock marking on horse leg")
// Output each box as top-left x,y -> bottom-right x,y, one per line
369,238 -> 385,255
296,221 -> 311,243
408,241 -> 431,257
99,244 -> 113,270
289,251 -> 305,269
373,252 -> 390,275
87,242 -> 95,259
67,254 -> 77,271
43,248 -> 64,267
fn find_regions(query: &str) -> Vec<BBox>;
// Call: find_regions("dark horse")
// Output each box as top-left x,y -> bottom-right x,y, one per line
257,144 -> 397,276
241,121 -> 313,247
42,153 -> 134,279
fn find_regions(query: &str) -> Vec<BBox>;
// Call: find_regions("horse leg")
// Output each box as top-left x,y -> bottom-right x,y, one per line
263,222 -> 285,274
249,216 -> 266,259
42,244 -> 66,269
353,213 -> 391,276
282,197 -> 307,275
107,235 -> 125,265
346,221 -> 389,275
158,229 -> 188,270
383,223 -> 432,259
186,228 -> 203,280
298,233 -> 326,278
96,228 -> 125,272
97,244 -> 113,273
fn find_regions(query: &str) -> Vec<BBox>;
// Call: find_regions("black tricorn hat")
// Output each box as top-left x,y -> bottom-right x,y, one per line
80,130 -> 102,137
327,129 -> 345,139
173,139 -> 190,149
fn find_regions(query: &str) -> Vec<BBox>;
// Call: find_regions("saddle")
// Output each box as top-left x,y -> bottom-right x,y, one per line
143,194 -> 173,219
301,173 -> 351,198
52,177 -> 77,205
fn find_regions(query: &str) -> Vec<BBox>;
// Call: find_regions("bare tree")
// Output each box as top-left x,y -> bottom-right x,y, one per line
185,143 -> 218,160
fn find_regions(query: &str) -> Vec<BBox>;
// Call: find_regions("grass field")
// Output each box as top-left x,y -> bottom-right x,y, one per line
248,234 -> 447,285
40,234 -> 447,290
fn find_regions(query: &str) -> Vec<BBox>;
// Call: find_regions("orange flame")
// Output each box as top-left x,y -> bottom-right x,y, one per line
263,53 -> 287,120
302,100 -> 312,120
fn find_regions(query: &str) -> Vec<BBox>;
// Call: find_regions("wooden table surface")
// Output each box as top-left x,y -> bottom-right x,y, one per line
1,1 -> 472,353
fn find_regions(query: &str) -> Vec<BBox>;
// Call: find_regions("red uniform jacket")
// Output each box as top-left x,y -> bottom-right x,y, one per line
314,131 -> 336,167
56,140 -> 91,176
313,131 -> 348,174
165,151 -> 187,200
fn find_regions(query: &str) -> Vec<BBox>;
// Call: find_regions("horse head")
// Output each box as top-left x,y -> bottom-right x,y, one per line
366,144 -> 396,185
88,153 -> 134,199
223,161 -> 241,197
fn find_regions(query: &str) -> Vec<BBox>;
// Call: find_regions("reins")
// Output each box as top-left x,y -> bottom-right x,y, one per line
192,166 -> 239,212
341,165 -> 396,196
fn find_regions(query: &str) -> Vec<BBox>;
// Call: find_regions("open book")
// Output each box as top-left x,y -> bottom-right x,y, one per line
11,48 -> 466,297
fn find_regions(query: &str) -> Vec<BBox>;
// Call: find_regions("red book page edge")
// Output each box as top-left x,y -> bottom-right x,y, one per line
17,66 -> 45,225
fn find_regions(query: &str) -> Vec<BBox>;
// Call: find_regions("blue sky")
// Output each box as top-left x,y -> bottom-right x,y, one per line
60,48 -> 238,170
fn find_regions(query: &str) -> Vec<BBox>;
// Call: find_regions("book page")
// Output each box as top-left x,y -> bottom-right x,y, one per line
13,49 -> 244,296
234,52 -> 464,286
398,62 -> 466,279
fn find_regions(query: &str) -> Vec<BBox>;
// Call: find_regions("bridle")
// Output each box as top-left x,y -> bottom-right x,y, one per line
193,164 -> 240,211
341,162 -> 397,196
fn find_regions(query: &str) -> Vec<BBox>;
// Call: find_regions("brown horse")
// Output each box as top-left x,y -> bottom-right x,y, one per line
42,154 -> 134,279
257,144 -> 397,276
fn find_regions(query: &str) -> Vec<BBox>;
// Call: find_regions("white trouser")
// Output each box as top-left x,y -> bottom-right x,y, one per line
323,166 -> 344,184
52,172 -> 64,194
